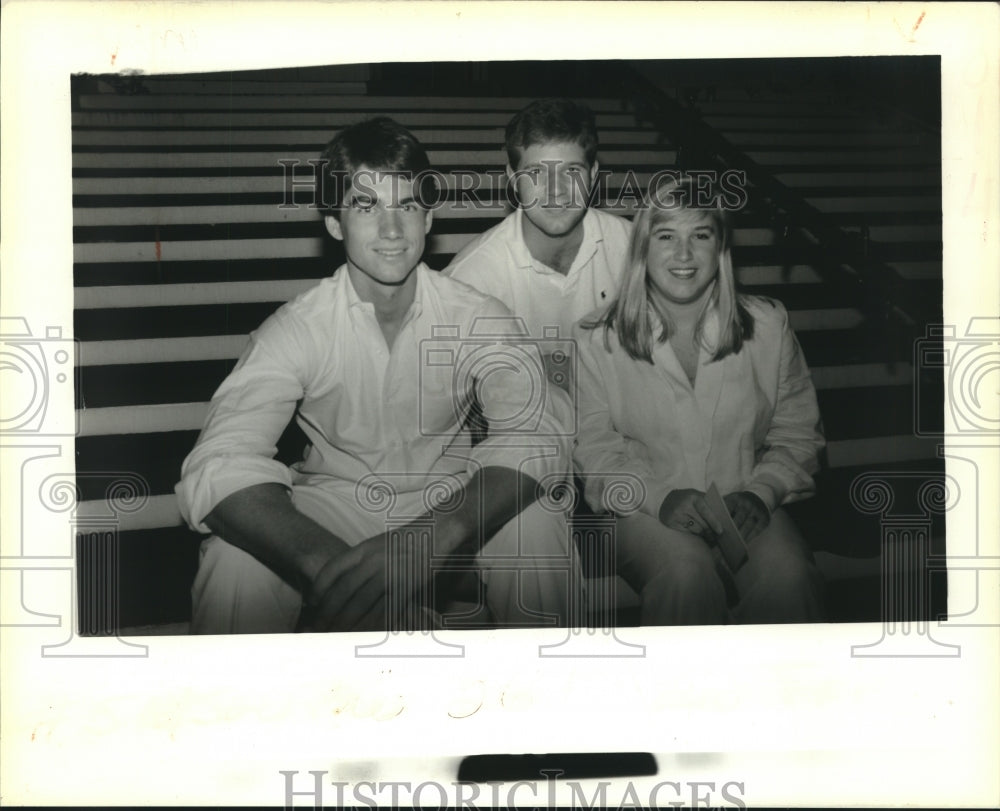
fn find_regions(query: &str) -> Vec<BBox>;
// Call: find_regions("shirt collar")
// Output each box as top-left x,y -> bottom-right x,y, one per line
511,207 -> 602,276
340,262 -> 426,321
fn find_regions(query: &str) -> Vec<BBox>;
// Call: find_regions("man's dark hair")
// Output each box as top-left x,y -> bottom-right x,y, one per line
504,98 -> 599,169
318,117 -> 435,216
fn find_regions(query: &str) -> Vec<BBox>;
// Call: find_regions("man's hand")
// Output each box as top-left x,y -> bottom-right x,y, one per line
305,530 -> 433,633
723,491 -> 770,543
659,488 -> 723,541
302,466 -> 540,631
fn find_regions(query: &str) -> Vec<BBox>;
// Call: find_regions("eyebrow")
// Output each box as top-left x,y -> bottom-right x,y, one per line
349,194 -> 420,207
652,223 -> 715,231
521,161 -> 588,169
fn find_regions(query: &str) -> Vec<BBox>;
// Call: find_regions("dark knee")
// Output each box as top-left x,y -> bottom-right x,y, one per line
645,549 -> 719,592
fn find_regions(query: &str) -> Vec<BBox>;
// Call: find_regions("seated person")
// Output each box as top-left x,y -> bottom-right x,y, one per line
445,98 -> 632,345
573,176 -> 826,625
175,117 -> 581,634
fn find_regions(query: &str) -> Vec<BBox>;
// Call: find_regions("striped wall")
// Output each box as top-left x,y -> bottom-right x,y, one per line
72,68 -> 943,628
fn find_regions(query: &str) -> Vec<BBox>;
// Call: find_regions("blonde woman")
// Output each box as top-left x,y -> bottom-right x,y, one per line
573,177 -> 826,625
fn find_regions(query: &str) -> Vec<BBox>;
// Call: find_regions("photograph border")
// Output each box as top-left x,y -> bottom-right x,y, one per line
2,2 -> 998,807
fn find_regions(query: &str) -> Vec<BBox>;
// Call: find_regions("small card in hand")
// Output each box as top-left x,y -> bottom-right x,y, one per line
705,482 -> 749,572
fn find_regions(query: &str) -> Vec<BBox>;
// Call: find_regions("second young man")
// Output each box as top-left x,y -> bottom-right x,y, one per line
445,98 -> 632,341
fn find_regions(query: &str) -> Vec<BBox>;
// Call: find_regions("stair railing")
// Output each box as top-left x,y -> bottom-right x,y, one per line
622,66 -> 938,333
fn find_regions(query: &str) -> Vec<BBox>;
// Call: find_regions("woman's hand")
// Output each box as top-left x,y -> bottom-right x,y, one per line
723,491 -> 770,542
658,488 -> 724,541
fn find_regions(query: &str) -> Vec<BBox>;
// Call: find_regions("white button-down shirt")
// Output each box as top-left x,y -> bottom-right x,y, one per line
444,207 -> 633,340
176,264 -> 571,533
573,296 -> 825,518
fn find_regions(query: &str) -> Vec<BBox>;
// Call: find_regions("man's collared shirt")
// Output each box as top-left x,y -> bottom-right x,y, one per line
444,207 -> 633,340
176,264 -> 571,533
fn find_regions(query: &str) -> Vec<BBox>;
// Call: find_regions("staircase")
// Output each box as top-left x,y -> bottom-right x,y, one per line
71,61 -> 944,631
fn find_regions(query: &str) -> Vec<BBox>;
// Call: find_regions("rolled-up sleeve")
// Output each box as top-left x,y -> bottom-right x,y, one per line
572,324 -> 666,517
466,299 -> 572,487
744,305 -> 825,513
175,311 -> 310,533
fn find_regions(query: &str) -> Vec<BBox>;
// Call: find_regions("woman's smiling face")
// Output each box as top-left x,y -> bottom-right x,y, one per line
646,208 -> 721,310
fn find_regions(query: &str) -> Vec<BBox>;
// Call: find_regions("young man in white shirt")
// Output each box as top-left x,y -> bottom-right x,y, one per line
176,117 -> 580,634
445,98 -> 633,342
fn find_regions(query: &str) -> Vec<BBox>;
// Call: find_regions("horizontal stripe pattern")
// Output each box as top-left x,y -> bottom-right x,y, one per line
77,93 -> 630,112
71,128 -> 668,147
71,148 -> 679,170
72,227 -> 786,265
70,168 -> 680,195
700,114 -> 891,131
72,200 -> 943,228
72,110 -> 639,128
73,307 -> 883,368
73,265 -> 942,310
69,73 -> 945,630
73,431 -> 943,533
75,354 -> 918,438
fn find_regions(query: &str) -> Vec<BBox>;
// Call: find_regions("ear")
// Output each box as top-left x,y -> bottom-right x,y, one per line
324,214 -> 343,241
505,162 -> 515,181
423,206 -> 434,235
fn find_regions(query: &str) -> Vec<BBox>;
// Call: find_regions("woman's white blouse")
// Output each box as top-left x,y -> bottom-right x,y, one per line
572,296 -> 825,518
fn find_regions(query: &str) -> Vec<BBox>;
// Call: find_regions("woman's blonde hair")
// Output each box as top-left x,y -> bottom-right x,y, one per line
585,175 -> 754,363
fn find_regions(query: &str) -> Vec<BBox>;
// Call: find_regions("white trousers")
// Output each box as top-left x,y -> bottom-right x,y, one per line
190,479 -> 581,634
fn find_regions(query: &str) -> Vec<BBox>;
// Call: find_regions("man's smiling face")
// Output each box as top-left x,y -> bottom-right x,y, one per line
509,140 -> 597,239
325,167 -> 433,298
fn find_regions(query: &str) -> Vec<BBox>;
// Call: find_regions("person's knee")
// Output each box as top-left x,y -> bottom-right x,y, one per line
486,500 -> 573,560
197,535 -> 274,583
192,536 -> 302,634
735,547 -> 825,623
748,539 -> 819,593
478,504 -> 581,626
771,556 -> 825,610
645,544 -> 718,593
639,549 -> 727,624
